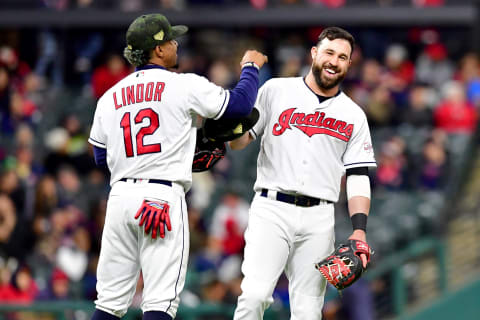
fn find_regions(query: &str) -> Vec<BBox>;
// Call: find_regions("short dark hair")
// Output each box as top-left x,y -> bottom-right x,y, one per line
317,27 -> 355,55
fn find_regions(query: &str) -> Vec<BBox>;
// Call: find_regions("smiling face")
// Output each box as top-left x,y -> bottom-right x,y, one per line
311,38 -> 352,91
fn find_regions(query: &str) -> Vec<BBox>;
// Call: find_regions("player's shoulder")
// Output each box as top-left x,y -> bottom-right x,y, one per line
261,77 -> 302,91
177,72 -> 210,83
337,91 -> 367,118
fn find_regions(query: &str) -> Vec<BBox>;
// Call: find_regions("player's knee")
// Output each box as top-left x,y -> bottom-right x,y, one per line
238,280 -> 274,308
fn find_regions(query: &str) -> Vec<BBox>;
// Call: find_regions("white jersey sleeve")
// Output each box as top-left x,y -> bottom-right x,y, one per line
184,73 -> 230,120
342,113 -> 376,169
250,82 -> 270,139
88,97 -> 107,149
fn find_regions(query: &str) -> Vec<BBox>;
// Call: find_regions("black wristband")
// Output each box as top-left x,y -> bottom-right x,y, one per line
351,213 -> 368,232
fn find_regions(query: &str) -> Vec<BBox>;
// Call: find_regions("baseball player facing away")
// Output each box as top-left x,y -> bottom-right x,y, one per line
87,14 -> 267,320
229,27 -> 376,320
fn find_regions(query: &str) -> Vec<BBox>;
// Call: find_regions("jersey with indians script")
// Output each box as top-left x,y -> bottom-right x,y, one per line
250,77 -> 376,202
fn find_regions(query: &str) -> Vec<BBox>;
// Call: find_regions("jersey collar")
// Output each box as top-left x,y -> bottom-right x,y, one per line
302,77 -> 341,104
135,64 -> 167,72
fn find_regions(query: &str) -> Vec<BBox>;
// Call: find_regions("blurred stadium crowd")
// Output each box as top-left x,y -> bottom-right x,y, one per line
0,3 -> 479,319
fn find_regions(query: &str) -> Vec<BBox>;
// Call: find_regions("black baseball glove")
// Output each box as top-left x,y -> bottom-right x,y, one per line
315,240 -> 373,290
202,108 -> 259,142
192,108 -> 259,172
192,129 -> 227,173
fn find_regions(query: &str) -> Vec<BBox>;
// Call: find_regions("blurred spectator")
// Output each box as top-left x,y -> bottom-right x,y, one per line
43,127 -> 71,175
0,65 -> 10,116
188,207 -> 208,255
401,84 -> 435,128
208,192 -> 249,256
279,56 -> 302,77
416,138 -> 448,190
365,85 -> 395,127
33,175 -> 58,223
37,267 -> 71,300
91,54 -> 130,99
0,264 -> 38,303
415,42 -> 454,90
349,59 -> 383,109
35,30 -> 64,87
56,226 -> 90,282
0,170 -> 25,214
208,60 -> 235,87
73,33 -> 104,87
0,195 -> 16,254
375,136 -> 409,190
457,53 -> 480,108
433,81 -> 477,134
337,279 -> 375,320
0,46 -> 31,93
383,43 -> 415,107
1,91 -> 37,135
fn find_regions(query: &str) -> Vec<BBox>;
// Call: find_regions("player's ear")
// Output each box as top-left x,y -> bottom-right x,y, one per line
311,46 -> 317,60
153,45 -> 163,58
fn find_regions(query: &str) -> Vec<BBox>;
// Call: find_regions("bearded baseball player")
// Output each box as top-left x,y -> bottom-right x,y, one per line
88,14 -> 267,320
230,27 -> 376,319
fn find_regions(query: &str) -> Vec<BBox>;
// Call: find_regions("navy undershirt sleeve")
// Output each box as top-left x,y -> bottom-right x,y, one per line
346,167 -> 369,176
222,66 -> 259,118
93,145 -> 107,168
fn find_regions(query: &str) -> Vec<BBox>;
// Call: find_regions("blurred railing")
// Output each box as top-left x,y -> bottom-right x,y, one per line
0,300 -> 285,320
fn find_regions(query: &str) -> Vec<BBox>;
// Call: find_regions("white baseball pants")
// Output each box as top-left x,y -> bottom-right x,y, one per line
234,193 -> 335,320
94,180 -> 189,319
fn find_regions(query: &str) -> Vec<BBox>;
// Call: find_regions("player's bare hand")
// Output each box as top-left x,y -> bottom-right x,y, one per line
135,199 -> 172,239
240,50 -> 268,69
348,230 -> 369,268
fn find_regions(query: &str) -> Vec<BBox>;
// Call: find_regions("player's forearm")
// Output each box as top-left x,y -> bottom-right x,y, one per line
347,196 -> 370,242
347,196 -> 370,218
229,132 -> 253,150
346,171 -> 371,237
222,66 -> 259,118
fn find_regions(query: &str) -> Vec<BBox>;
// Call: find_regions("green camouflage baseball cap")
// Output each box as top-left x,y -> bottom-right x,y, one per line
126,14 -> 188,52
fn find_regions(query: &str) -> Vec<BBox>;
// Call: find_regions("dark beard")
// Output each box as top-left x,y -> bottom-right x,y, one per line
312,63 -> 345,90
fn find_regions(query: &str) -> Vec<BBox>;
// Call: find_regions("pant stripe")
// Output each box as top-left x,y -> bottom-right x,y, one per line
166,196 -> 185,314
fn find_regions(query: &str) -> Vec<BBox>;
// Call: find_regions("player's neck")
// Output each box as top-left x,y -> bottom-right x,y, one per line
148,57 -> 168,69
304,72 -> 339,97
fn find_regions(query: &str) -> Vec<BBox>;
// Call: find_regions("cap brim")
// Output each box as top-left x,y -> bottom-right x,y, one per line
171,25 -> 188,39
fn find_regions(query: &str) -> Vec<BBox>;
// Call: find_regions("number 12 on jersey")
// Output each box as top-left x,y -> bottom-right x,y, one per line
120,108 -> 161,157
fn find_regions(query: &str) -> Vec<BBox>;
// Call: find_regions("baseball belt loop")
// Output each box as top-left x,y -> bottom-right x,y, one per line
268,190 -> 277,201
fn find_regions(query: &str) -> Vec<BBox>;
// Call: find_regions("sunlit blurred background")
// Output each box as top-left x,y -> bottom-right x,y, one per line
0,0 -> 479,319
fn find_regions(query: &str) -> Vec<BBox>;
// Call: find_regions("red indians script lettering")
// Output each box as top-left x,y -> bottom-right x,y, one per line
272,108 -> 354,141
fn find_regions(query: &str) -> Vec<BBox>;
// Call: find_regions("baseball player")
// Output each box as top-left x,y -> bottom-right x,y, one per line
229,27 -> 376,319
88,14 -> 267,320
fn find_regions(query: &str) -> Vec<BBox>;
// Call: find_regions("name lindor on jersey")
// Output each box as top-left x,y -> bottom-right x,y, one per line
113,81 -> 165,109
272,107 -> 354,142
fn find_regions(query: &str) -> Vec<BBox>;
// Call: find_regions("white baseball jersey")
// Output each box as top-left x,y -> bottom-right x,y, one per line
250,77 -> 376,202
88,67 -> 229,190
